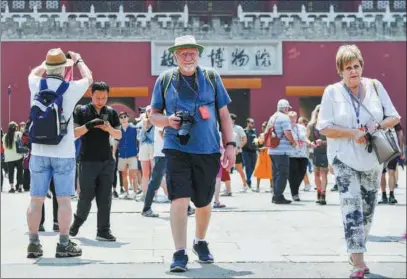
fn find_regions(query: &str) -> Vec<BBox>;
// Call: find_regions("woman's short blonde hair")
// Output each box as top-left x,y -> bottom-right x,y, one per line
335,45 -> 364,75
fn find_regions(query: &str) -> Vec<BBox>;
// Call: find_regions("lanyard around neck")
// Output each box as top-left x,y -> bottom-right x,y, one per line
344,83 -> 362,126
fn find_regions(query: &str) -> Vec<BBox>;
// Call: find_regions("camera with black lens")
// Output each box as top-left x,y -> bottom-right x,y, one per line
65,52 -> 72,59
175,111 -> 196,145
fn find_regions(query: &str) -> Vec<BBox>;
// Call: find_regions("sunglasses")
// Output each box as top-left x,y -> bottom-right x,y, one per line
119,115 -> 128,119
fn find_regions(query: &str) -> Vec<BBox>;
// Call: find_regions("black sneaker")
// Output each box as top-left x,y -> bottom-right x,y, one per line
319,194 -> 327,205
142,209 -> 159,218
69,223 -> 80,237
378,194 -> 388,204
273,197 -> 292,204
18,187 -> 23,193
39,224 -> 45,232
96,231 -> 116,242
113,190 -> 119,198
120,187 -> 125,194
389,195 -> 398,204
316,192 -> 321,204
331,184 -> 338,192
9,188 -> 15,193
187,206 -> 195,216
170,250 -> 188,272
55,240 -> 82,258
53,223 -> 59,232
27,243 -> 43,258
292,195 -> 300,201
193,240 -> 214,263
274,199 -> 292,204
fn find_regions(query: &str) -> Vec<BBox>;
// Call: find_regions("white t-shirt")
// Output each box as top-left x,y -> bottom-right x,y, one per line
29,75 -> 91,158
317,78 -> 400,171
2,132 -> 23,162
233,124 -> 246,153
153,126 -> 164,157
290,124 -> 308,158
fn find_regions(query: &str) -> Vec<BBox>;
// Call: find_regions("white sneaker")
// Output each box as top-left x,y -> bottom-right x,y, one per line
129,184 -> 134,191
240,186 -> 249,193
122,193 -> 133,200
304,184 -> 311,192
156,196 -> 170,203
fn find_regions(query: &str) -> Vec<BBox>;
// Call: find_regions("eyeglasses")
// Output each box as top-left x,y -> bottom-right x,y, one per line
176,52 -> 198,59
119,116 -> 127,119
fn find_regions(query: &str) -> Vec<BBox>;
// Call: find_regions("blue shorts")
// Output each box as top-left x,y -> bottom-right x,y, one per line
29,155 -> 76,197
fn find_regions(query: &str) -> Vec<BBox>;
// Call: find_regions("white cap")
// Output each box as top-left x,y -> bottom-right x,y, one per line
277,99 -> 292,109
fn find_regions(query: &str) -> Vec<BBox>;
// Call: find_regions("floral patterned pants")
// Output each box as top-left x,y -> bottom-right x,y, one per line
332,157 -> 381,253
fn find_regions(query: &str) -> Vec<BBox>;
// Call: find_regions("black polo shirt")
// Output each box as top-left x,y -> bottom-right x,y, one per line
74,103 -> 120,162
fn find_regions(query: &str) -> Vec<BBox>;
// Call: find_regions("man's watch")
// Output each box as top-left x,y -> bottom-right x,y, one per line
225,141 -> 237,148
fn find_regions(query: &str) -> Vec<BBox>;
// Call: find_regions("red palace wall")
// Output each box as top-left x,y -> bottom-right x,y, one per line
1,41 -> 406,129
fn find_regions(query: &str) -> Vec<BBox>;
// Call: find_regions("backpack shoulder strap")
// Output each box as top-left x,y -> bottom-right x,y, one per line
204,68 -> 221,130
160,69 -> 175,112
40,79 -> 48,91
55,81 -> 69,95
205,68 -> 217,96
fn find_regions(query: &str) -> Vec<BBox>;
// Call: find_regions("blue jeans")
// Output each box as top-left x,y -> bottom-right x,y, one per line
270,154 -> 289,200
243,151 -> 257,186
143,156 -> 166,212
29,155 -> 76,197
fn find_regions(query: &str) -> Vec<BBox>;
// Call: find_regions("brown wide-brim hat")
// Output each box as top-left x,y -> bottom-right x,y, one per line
168,35 -> 204,55
42,48 -> 74,70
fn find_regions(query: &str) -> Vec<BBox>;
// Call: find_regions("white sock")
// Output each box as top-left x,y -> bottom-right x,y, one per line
194,238 -> 205,244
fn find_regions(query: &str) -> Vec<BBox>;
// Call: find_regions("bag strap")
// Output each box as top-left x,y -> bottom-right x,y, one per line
371,79 -> 386,117
206,68 -> 221,131
55,81 -> 69,95
161,69 -> 174,112
343,82 -> 380,125
40,79 -> 48,90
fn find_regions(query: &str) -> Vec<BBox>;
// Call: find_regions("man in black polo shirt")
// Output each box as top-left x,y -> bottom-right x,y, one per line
69,82 -> 121,241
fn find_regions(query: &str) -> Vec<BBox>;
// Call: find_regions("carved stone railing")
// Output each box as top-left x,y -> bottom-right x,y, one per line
1,2 -> 405,41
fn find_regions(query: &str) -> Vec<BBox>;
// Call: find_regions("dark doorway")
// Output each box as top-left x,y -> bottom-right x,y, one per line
298,96 -> 322,121
228,89 -> 250,127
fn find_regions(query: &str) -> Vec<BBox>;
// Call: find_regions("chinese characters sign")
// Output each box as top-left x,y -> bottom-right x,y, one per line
151,41 -> 283,76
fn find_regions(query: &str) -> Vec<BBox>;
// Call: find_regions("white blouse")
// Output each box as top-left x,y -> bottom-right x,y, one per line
290,124 -> 309,158
317,78 -> 400,172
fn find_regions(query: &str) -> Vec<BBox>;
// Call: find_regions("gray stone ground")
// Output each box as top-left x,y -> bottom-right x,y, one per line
1,168 -> 406,278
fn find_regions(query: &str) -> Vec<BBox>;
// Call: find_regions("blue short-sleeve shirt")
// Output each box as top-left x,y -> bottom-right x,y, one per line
150,66 -> 231,154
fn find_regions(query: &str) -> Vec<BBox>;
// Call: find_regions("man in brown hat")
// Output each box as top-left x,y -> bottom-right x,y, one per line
26,48 -> 93,258
149,35 -> 236,272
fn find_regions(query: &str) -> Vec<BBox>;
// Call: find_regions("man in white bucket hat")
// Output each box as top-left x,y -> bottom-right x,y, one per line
149,35 -> 236,272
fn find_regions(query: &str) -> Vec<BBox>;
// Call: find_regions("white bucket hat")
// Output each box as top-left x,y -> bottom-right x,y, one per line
168,35 -> 204,55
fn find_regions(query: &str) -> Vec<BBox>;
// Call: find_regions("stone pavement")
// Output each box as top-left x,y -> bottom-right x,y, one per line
1,169 -> 406,278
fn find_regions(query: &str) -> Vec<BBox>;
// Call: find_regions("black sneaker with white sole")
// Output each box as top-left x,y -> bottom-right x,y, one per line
55,240 -> 82,258
96,231 -> 116,242
193,241 -> 214,263
69,223 -> 80,237
27,243 -> 43,258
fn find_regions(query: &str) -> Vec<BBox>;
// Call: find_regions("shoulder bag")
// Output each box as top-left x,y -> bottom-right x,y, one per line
264,115 -> 284,148
345,81 -> 400,164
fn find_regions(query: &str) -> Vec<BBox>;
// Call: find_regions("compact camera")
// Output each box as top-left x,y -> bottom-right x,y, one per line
175,111 -> 196,145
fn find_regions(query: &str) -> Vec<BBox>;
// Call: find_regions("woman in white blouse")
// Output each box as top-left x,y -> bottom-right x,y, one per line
317,45 -> 400,279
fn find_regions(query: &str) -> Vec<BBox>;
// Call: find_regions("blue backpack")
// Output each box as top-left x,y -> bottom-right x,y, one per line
29,78 -> 70,145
